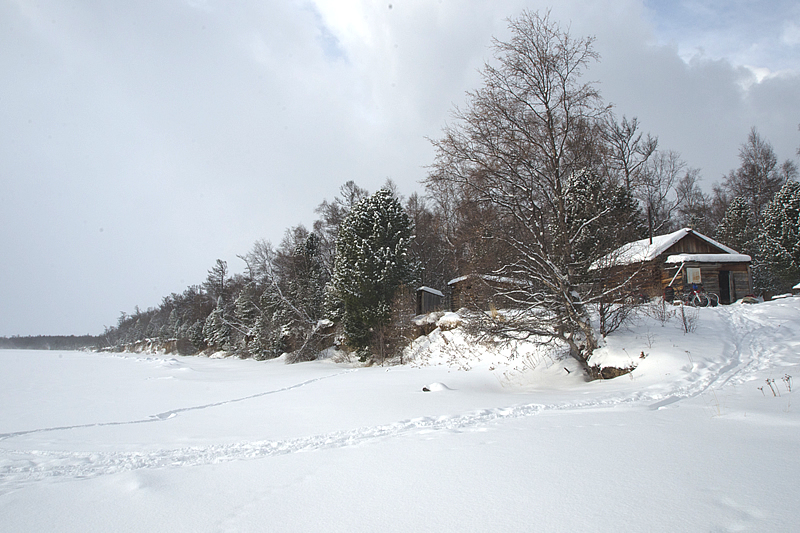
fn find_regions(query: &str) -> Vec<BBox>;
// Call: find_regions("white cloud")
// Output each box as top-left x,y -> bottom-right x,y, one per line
643,0 -> 800,76
782,20 -> 800,46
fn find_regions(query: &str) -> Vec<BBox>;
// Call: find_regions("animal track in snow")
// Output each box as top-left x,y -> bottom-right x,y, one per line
0,370 -> 356,442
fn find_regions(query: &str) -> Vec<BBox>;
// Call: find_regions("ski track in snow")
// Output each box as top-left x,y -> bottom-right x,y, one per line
0,394 -> 670,494
0,403 -> 547,494
720,304 -> 798,384
648,303 -> 797,409
1,303 -> 796,494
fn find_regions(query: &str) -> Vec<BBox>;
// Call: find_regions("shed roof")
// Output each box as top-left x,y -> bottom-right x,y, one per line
417,286 -> 444,298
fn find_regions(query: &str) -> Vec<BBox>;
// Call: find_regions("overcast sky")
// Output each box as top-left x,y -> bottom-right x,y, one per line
2,0 -> 799,336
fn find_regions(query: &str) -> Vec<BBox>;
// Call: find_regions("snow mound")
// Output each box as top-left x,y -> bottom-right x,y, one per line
404,316 -> 579,381
412,312 -> 443,327
422,382 -> 452,392
436,312 -> 462,330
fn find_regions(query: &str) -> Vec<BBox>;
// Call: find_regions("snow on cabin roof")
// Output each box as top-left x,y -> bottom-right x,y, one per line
417,286 -> 444,298
665,253 -> 751,264
592,228 -> 739,269
794,282 -> 800,290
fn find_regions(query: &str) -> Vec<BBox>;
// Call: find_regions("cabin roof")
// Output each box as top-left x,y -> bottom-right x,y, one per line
592,228 -> 740,269
665,253 -> 751,264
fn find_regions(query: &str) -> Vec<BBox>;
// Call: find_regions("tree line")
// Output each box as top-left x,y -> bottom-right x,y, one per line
7,11 -> 798,370
0,335 -> 100,351
102,181 -> 418,363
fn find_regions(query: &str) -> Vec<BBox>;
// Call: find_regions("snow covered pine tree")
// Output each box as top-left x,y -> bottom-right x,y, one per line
715,196 -> 757,256
331,188 -> 415,361
203,298 -> 231,352
760,181 -> 800,291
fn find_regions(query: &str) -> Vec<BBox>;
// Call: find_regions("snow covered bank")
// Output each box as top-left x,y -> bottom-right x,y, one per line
1,299 -> 799,531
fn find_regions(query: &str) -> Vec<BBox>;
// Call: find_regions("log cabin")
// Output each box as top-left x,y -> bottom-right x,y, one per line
593,228 -> 752,304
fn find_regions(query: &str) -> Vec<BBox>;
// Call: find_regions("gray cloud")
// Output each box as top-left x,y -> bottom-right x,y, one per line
1,0 -> 798,335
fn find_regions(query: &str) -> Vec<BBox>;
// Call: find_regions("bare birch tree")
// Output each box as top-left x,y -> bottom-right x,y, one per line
427,10 -> 642,372
637,149 -> 692,237
721,127 -> 797,218
603,114 -> 657,192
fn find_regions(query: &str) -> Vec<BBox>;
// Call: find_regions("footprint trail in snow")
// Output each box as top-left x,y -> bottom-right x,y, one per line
0,369 -> 356,442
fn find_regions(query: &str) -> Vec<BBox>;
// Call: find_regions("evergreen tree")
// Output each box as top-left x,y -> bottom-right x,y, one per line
332,188 -> 415,355
716,195 -> 776,293
234,282 -> 260,327
186,319 -> 206,351
721,128 -> 797,218
760,181 -> 800,291
167,308 -> 180,339
279,230 -> 327,325
232,281 -> 262,358
203,299 -> 231,351
564,169 -> 646,277
257,286 -> 289,358
298,232 -> 327,319
314,181 -> 369,277
715,196 -> 757,254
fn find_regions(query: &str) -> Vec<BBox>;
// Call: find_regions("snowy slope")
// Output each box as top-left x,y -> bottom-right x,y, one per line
1,298 -> 799,532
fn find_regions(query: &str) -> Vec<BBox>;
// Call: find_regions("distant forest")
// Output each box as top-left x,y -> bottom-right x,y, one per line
0,335 -> 102,351
4,12 -> 798,373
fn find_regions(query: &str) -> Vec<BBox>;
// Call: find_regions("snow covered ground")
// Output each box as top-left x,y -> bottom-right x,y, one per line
1,298 -> 799,532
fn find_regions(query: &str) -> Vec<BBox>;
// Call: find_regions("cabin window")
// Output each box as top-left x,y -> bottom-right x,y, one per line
687,267 -> 701,284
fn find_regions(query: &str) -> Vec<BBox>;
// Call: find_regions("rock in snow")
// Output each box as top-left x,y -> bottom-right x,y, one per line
422,382 -> 452,392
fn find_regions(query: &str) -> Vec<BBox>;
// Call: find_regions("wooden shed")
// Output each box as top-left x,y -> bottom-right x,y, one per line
416,286 -> 445,315
447,274 -> 525,312
594,228 -> 752,304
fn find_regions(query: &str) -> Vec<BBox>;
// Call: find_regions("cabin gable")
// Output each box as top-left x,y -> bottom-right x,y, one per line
662,232 -> 729,256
